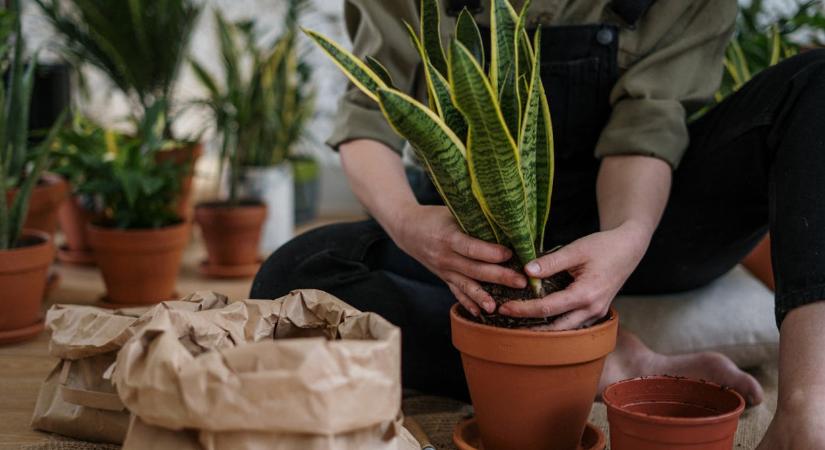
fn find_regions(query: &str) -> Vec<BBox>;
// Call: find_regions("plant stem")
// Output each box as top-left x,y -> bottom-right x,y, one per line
529,277 -> 543,298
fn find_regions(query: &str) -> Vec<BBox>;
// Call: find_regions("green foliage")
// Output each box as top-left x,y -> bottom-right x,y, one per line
306,0 -> 554,295
34,0 -> 202,139
191,1 -> 315,204
0,2 -> 64,250
53,106 -> 183,229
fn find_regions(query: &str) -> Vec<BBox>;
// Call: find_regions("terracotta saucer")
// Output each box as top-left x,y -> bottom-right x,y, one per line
96,293 -> 179,309
453,417 -> 606,450
198,259 -> 261,279
57,245 -> 96,266
0,320 -> 45,345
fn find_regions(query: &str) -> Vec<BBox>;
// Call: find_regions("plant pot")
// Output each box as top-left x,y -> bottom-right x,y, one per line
87,222 -> 191,305
291,156 -> 320,225
155,142 -> 203,219
0,230 -> 54,344
449,304 -> 618,450
194,201 -> 266,278
603,376 -> 745,450
56,194 -> 97,265
237,164 -> 294,255
742,234 -> 774,290
6,172 -> 69,236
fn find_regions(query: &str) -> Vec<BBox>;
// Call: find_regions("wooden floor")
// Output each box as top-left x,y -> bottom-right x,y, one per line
0,217 -> 359,449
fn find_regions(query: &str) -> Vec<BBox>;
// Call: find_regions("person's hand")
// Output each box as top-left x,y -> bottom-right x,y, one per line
499,221 -> 653,330
389,204 -> 527,316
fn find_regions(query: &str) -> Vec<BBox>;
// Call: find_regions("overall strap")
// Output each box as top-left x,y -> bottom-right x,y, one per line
610,0 -> 657,27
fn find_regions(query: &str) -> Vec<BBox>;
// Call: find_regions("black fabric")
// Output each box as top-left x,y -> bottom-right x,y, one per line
609,0 -> 656,26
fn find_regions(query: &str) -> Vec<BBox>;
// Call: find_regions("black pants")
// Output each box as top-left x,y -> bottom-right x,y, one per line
251,50 -> 825,402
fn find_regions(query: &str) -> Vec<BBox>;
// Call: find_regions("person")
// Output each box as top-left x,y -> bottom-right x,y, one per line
252,1 -> 825,447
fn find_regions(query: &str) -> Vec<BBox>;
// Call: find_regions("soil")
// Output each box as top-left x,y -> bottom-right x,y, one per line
12,235 -> 46,249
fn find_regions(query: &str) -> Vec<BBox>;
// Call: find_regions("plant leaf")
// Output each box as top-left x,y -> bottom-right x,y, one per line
365,56 -> 395,88
455,8 -> 484,68
420,0 -> 448,77
533,36 -> 554,250
303,28 -> 387,101
489,0 -> 518,91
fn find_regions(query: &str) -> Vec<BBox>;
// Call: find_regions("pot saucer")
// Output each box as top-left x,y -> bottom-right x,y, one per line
453,417 -> 606,450
0,320 -> 45,345
198,259 -> 261,279
96,293 -> 179,309
57,245 -> 96,266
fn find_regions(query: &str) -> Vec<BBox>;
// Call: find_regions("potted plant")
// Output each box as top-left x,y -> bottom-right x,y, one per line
35,0 -> 203,218
189,12 -> 269,279
0,3 -> 65,344
70,104 -> 190,305
305,0 -> 618,448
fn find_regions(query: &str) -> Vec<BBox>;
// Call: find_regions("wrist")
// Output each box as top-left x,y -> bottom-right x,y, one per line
382,200 -> 422,241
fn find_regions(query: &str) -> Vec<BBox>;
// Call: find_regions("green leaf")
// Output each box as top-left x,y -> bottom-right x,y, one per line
518,29 -> 542,247
489,0 -> 518,91
303,28 -> 387,101
365,56 -> 395,87
448,41 -> 535,266
455,8 -> 484,68
533,40 -> 554,250
377,87 -> 496,242
420,0 -> 448,77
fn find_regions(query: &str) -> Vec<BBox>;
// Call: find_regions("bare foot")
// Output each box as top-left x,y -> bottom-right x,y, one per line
598,328 -> 765,406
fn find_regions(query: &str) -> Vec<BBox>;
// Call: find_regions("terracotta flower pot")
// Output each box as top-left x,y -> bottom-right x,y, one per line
450,304 -> 619,450
155,142 -> 203,219
56,194 -> 97,265
0,230 -> 54,344
603,376 -> 745,450
87,222 -> 191,305
194,201 -> 266,278
6,172 -> 69,236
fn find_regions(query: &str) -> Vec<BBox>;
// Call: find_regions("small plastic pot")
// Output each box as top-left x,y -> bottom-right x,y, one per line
603,376 -> 745,450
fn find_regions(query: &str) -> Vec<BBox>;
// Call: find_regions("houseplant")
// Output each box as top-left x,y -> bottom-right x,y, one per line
189,12 -> 269,278
305,0 -> 617,448
0,3 -> 65,344
34,0 -> 203,218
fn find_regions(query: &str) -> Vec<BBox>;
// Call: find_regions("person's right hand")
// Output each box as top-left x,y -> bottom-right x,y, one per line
388,204 -> 527,316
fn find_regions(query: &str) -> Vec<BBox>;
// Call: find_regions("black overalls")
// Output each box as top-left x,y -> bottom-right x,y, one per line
252,0 -> 825,402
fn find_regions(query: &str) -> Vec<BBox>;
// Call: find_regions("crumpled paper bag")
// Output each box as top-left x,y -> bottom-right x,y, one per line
30,292 -> 231,444
115,289 -> 418,450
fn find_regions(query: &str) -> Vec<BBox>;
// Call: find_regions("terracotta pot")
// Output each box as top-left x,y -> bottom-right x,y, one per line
603,376 -> 745,450
0,230 -> 54,344
87,222 -> 191,305
155,142 -> 203,219
194,201 -> 266,278
56,194 -> 97,265
6,172 -> 69,236
742,234 -> 774,290
450,304 -> 618,450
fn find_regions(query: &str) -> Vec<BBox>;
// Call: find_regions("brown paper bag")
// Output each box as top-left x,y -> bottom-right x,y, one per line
115,289 -> 419,450
30,292 -> 231,444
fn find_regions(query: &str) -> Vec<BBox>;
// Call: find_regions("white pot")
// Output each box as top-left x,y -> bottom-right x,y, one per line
236,164 -> 295,255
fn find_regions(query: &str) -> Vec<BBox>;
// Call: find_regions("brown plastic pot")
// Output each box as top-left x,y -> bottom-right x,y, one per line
87,222 -> 191,305
155,142 -> 203,219
450,304 -> 618,450
603,376 -> 745,450
0,230 -> 54,344
194,201 -> 266,278
56,194 -> 97,265
6,172 -> 69,236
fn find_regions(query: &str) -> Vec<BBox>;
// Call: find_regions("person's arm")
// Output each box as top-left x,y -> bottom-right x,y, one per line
499,155 -> 671,329
340,139 -> 527,316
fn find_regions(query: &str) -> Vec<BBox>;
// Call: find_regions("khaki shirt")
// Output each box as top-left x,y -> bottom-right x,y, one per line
326,0 -> 737,169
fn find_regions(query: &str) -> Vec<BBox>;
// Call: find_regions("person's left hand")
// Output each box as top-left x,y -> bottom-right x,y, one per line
498,221 -> 653,330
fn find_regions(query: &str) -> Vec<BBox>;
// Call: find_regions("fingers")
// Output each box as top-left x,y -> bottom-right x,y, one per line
444,253 -> 526,289
447,283 -> 480,317
444,271 -> 496,313
535,309 -> 595,331
498,288 -> 583,318
449,232 -> 512,263
525,245 -> 585,278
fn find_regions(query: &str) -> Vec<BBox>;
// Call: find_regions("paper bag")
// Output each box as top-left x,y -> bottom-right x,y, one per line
30,292 -> 230,444
115,289 -> 419,450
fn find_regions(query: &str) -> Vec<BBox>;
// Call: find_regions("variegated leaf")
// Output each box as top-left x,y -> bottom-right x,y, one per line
303,28 -> 387,101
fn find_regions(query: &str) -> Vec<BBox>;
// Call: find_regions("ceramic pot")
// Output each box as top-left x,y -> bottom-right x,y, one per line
6,172 -> 69,236
603,376 -> 745,450
56,194 -> 97,265
87,222 -> 190,305
742,234 -> 774,290
237,164 -> 294,255
0,230 -> 54,344
194,201 -> 266,278
292,156 -> 320,225
155,142 -> 203,219
450,304 -> 618,450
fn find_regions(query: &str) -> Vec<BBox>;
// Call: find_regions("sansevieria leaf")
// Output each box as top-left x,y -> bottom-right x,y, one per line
302,28 -> 387,101
518,29 -> 542,246
490,0 -> 520,137
376,87 -> 496,241
365,56 -> 395,88
533,33 -> 554,251
455,8 -> 484,68
420,0 -> 448,77
448,41 -> 535,266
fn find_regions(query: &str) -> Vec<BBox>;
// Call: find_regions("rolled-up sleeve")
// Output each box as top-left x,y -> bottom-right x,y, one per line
595,0 -> 737,168
325,0 -> 421,155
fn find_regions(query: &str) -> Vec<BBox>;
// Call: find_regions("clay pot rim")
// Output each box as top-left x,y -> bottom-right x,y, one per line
603,375 -> 746,426
0,229 -> 51,252
0,229 -> 54,272
195,200 -> 266,210
450,303 -> 618,337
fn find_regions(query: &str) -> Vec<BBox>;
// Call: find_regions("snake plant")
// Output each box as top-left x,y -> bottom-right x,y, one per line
305,0 -> 553,296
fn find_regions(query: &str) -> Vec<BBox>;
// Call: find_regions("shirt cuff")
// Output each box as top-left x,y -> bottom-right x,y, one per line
325,91 -> 406,155
594,98 -> 689,169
